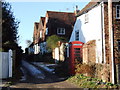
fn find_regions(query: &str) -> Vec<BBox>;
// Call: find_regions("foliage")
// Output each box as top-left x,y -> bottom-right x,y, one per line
26,40 -> 32,47
2,1 -> 20,51
46,35 -> 66,51
75,61 -> 110,82
1,1 -> 23,69
0,48 -> 3,52
75,63 -> 96,77
54,61 -> 69,77
68,74 -> 119,88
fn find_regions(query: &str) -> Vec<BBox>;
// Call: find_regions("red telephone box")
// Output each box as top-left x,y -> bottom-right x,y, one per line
68,41 -> 84,75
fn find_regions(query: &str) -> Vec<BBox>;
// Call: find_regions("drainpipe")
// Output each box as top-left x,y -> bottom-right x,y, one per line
101,1 -> 105,64
108,0 -> 115,84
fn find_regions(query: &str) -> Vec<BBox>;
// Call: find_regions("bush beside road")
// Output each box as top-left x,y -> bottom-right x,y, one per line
68,74 -> 120,88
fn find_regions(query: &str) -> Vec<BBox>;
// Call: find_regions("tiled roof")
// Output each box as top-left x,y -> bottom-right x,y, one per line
77,0 -> 101,16
46,11 -> 76,25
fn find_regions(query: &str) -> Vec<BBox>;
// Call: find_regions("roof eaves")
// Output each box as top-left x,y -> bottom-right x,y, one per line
76,0 -> 102,17
76,3 -> 98,17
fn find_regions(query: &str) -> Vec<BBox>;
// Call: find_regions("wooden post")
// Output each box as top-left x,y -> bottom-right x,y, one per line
8,49 -> 12,77
108,0 -> 115,84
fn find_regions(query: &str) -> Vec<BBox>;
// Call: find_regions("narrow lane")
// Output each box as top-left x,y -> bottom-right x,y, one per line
20,60 -> 59,84
9,60 -> 79,89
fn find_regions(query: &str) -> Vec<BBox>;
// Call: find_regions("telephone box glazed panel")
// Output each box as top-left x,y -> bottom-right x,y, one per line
69,41 -> 84,75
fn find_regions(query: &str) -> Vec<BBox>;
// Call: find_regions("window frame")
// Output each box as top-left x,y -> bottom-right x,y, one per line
75,30 -> 79,41
85,12 -> 89,23
40,30 -> 42,38
46,28 -> 48,35
118,41 -> 120,51
57,28 -> 65,35
116,5 -> 120,19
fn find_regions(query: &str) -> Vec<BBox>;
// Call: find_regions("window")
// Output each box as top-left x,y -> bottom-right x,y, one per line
40,31 -> 42,38
57,28 -> 65,35
118,41 -> 120,51
75,30 -> 79,41
46,28 -> 48,35
85,13 -> 89,23
116,5 -> 120,19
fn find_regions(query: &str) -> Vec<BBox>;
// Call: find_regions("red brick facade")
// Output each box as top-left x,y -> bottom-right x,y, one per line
33,17 -> 45,44
33,22 -> 39,44
104,2 -> 120,65
82,40 -> 96,64
43,11 -> 76,41
104,2 -> 120,83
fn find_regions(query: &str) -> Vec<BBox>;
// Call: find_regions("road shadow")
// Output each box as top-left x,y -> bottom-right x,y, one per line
12,62 -> 69,85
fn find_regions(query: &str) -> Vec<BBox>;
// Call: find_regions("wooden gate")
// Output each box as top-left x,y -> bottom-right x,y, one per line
0,49 -> 13,79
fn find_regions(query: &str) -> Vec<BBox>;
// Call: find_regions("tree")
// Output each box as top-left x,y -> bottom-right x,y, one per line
26,40 -> 32,47
46,35 -> 66,51
2,1 -> 20,51
1,1 -> 23,68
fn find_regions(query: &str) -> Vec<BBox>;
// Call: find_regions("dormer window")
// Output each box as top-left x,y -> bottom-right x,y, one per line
57,28 -> 65,35
116,5 -> 120,19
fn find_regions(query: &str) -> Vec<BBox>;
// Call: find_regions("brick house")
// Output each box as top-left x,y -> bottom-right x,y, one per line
38,17 -> 46,54
39,11 -> 76,54
33,11 -> 76,55
33,17 -> 45,54
69,0 -> 120,84
33,22 -> 39,54
44,11 -> 76,40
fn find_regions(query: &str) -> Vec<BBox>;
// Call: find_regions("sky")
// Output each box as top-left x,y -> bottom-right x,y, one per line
7,1 -> 90,51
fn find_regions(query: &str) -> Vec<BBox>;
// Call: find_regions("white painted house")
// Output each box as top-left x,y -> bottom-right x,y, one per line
69,0 -> 120,84
69,1 -> 105,64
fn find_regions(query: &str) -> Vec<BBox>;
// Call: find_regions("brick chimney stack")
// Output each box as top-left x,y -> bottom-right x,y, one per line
74,5 -> 79,16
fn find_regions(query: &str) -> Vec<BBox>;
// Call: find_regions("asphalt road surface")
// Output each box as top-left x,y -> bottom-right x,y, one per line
7,60 -> 79,89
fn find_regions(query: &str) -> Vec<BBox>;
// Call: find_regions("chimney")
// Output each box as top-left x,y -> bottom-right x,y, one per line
74,5 -> 79,16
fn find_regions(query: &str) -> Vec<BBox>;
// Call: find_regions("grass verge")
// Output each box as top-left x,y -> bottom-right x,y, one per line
67,74 -> 119,88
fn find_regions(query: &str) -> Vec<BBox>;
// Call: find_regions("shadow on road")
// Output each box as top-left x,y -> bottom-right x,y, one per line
14,60 -> 69,85
1,61 -> 79,89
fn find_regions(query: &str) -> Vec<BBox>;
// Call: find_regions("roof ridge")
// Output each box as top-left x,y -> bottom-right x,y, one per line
47,10 -> 74,14
77,0 -> 101,16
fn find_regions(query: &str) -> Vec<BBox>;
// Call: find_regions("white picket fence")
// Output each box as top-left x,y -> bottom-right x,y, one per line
0,49 -> 13,79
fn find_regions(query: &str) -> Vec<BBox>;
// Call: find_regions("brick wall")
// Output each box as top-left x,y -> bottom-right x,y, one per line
112,2 -> 120,64
95,64 -> 110,82
104,2 -> 120,83
112,2 -> 120,84
104,2 -> 120,65
82,40 -> 96,64
82,39 -> 110,82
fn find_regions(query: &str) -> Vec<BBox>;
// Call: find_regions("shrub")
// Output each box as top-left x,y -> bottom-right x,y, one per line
75,63 -> 96,77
